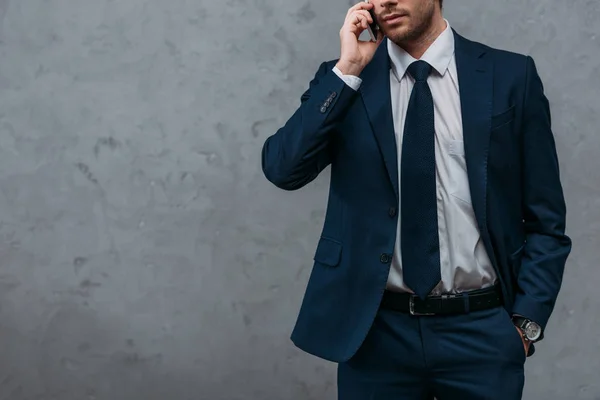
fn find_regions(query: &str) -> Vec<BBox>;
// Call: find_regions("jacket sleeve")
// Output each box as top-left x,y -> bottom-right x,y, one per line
261,61 -> 360,191
511,55 -> 572,334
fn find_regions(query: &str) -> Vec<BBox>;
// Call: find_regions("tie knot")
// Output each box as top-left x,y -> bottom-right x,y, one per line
407,60 -> 432,82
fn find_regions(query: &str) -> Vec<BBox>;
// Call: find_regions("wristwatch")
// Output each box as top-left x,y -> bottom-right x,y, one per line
512,316 -> 542,342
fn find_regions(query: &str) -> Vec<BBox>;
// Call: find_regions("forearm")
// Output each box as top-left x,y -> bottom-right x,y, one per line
261,62 -> 359,190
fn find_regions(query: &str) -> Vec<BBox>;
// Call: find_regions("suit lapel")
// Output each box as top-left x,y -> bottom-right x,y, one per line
359,39 -> 399,199
357,33 -> 495,251
453,30 -> 496,263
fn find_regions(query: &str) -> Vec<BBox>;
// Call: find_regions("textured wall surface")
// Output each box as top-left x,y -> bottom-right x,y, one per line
0,0 -> 596,399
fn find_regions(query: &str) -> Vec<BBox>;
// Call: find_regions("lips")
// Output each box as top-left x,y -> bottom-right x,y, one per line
383,13 -> 407,22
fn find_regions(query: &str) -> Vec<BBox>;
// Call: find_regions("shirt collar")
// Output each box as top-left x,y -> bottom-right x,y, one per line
388,19 -> 455,80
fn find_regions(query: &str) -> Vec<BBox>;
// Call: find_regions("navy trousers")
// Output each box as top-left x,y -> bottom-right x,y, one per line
337,306 -> 526,399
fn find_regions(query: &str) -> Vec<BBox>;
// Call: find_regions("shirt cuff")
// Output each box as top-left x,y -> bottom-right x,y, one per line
332,66 -> 362,91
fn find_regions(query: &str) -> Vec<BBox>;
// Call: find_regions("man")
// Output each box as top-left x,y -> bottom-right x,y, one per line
261,0 -> 572,398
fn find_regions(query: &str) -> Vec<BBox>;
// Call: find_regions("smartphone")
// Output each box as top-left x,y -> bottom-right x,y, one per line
364,0 -> 379,42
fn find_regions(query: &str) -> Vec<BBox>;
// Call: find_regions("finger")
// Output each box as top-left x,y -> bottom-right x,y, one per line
355,10 -> 373,24
346,9 -> 373,24
351,14 -> 369,31
346,1 -> 374,18
346,12 -> 372,32
348,1 -> 374,13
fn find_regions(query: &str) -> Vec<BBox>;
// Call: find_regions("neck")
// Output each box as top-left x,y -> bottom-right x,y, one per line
401,14 -> 447,59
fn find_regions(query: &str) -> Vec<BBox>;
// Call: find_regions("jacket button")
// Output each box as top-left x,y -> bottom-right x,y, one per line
380,253 -> 391,263
330,91 -> 337,99
320,106 -> 327,113
388,207 -> 397,217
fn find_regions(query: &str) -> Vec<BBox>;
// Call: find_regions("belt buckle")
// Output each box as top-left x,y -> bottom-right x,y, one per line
409,295 -> 436,316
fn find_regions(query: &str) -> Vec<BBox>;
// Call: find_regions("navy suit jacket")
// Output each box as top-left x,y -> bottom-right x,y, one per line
261,30 -> 572,363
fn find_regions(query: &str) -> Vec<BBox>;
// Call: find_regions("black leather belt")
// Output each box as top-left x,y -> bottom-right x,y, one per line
380,284 -> 503,316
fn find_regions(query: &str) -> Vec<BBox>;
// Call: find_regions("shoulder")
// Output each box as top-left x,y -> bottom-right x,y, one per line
456,32 -> 535,69
457,33 -> 549,109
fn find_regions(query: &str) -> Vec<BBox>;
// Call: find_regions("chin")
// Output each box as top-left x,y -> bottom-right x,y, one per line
387,27 -> 413,43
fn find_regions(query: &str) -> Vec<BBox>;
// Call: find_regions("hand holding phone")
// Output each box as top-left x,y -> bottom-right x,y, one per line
336,1 -> 383,76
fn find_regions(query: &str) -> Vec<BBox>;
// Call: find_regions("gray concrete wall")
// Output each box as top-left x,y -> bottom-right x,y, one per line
0,0 -> 596,399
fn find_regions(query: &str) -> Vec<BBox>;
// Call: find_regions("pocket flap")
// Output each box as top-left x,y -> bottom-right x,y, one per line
313,237 -> 342,267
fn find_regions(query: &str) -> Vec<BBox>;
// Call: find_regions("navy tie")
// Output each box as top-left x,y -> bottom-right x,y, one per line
400,60 -> 441,300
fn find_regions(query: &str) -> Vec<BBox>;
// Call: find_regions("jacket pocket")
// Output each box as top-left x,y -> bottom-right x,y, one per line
313,236 -> 342,267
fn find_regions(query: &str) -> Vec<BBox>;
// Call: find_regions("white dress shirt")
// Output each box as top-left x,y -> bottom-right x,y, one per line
333,20 -> 497,295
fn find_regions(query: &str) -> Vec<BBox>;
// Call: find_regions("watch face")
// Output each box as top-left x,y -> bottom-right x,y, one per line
525,322 -> 542,341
